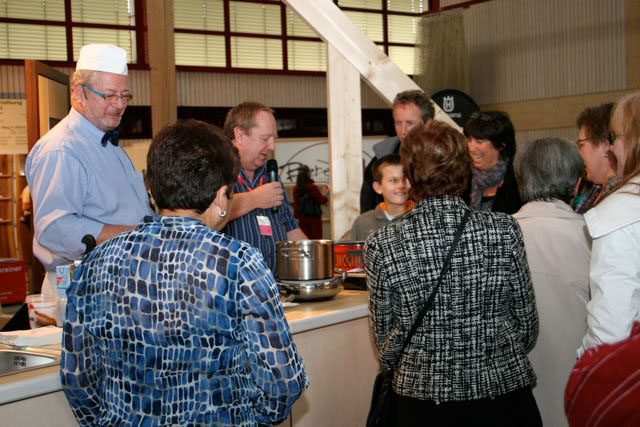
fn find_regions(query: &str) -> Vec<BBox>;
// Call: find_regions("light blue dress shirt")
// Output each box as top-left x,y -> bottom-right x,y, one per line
25,107 -> 153,271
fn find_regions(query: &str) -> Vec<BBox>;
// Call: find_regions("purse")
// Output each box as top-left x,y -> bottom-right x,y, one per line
299,193 -> 323,217
365,210 -> 471,427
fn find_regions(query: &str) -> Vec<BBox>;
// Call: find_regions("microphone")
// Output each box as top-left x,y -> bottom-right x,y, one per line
266,159 -> 279,213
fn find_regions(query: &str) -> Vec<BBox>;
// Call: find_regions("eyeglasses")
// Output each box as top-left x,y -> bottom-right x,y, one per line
82,84 -> 133,103
607,132 -> 617,145
574,137 -> 591,149
469,112 -> 495,123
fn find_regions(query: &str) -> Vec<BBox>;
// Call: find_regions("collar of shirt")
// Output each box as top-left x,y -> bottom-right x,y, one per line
68,107 -> 117,149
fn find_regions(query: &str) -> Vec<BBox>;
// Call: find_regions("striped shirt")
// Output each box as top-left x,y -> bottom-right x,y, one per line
225,166 -> 299,273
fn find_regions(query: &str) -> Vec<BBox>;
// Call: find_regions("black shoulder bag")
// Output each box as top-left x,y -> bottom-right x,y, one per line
366,210 -> 471,427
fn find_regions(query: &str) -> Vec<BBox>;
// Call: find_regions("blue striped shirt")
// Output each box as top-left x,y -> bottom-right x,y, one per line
225,166 -> 299,273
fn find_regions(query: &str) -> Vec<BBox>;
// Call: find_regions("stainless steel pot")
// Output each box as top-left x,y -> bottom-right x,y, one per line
276,239 -> 334,280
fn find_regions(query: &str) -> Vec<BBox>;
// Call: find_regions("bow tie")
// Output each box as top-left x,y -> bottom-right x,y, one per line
101,128 -> 120,147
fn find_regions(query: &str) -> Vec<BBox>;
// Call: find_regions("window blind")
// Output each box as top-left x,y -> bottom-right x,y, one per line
173,0 -> 224,31
0,0 -> 136,62
387,0 -> 426,13
338,0 -> 382,11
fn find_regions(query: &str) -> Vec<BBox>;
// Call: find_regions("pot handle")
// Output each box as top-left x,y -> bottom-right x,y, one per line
280,248 -> 311,258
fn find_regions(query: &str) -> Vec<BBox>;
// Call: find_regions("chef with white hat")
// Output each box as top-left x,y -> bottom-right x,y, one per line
26,44 -> 154,298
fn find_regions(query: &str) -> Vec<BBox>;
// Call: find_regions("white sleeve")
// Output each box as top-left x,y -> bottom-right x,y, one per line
579,224 -> 640,355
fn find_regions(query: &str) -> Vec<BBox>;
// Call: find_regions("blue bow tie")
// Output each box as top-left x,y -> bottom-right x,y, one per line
101,128 -> 120,147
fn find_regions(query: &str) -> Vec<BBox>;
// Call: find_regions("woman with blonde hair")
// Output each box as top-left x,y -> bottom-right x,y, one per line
579,92 -> 640,355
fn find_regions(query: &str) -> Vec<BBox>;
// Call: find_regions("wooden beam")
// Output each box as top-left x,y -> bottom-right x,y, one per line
146,0 -> 177,136
283,0 -> 460,131
326,45 -> 362,239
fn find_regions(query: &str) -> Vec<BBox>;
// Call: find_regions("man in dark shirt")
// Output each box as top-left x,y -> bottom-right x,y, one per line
360,90 -> 434,212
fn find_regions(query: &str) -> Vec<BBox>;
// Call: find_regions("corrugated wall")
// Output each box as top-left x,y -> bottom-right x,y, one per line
464,0 -> 626,105
0,66 -> 150,105
176,71 -> 387,108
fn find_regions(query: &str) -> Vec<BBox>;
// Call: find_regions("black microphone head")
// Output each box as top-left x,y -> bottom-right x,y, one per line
266,159 -> 278,173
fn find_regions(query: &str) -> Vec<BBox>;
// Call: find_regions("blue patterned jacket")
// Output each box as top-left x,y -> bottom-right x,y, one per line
60,215 -> 308,426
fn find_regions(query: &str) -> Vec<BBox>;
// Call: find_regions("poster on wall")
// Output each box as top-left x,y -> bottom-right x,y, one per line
275,137 -> 381,184
0,100 -> 27,155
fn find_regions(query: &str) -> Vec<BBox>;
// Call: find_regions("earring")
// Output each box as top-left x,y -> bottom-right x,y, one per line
218,207 -> 227,218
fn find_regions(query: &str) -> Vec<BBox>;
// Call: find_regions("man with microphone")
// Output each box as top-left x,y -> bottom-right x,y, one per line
223,102 -> 307,273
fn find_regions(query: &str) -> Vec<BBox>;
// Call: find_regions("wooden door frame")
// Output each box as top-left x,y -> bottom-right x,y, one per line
24,60 -> 70,292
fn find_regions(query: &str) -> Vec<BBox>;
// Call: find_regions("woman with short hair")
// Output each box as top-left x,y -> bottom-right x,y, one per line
61,119 -> 308,426
513,137 -> 590,427
464,111 -> 523,214
579,92 -> 640,355
365,121 -> 540,426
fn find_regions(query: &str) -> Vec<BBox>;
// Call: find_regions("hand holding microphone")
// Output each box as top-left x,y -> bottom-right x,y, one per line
266,159 -> 280,213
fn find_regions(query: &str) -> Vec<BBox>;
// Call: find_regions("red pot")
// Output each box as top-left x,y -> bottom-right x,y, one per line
334,241 -> 365,271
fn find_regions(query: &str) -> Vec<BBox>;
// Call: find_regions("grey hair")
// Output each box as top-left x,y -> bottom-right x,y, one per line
392,90 -> 435,122
71,70 -> 97,102
515,137 -> 584,203
71,70 -> 97,86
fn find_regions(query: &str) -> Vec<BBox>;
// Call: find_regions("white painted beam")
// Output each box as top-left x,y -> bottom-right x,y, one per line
283,0 -> 460,131
326,45 -> 363,240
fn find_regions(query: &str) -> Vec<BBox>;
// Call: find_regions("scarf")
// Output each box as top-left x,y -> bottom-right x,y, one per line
470,159 -> 508,209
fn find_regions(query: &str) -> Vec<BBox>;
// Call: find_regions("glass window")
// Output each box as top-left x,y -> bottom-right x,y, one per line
0,24 -> 66,60
0,0 -> 138,63
286,8 -> 317,38
387,0 -> 426,13
73,29 -> 136,62
175,33 -> 226,67
0,0 -> 65,21
388,15 -> 417,44
229,1 -> 281,35
338,0 -> 382,10
173,0 -> 421,75
288,40 -> 326,71
174,0 -> 224,31
344,11 -> 383,42
389,45 -> 415,75
231,36 -> 282,69
71,0 -> 134,25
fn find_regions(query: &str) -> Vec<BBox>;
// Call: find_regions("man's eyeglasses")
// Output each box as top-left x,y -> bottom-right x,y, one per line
574,137 -> 591,149
82,84 -> 133,103
607,132 -> 617,145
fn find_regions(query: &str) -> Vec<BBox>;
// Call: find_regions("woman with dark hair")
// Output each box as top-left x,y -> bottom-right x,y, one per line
365,121 -> 540,426
464,111 -> 523,214
60,119 -> 308,426
579,92 -> 640,355
293,165 -> 328,239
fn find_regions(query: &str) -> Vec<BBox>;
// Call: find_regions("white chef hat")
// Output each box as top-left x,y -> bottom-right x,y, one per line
76,44 -> 128,76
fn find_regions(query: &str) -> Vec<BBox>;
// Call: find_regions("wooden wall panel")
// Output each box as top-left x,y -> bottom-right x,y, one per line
464,0 -> 626,105
176,71 -> 387,109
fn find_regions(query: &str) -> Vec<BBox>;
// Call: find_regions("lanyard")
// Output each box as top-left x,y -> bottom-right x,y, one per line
236,172 -> 267,193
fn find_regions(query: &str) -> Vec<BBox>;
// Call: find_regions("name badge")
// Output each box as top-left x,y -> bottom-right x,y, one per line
257,215 -> 273,236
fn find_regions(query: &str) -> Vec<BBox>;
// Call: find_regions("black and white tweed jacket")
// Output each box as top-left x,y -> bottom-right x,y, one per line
365,196 -> 538,402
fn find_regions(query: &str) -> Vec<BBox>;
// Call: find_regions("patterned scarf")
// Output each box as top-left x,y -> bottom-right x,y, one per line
470,159 -> 508,209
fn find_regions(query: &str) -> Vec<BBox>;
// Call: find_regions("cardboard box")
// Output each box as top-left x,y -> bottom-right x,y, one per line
0,259 -> 26,304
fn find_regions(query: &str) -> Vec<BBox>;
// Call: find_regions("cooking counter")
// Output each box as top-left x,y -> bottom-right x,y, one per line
0,290 -> 371,407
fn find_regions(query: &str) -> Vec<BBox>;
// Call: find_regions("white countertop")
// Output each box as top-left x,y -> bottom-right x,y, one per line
0,290 -> 369,405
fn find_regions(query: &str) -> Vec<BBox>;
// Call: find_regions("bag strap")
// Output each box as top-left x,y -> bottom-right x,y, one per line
390,210 -> 472,371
